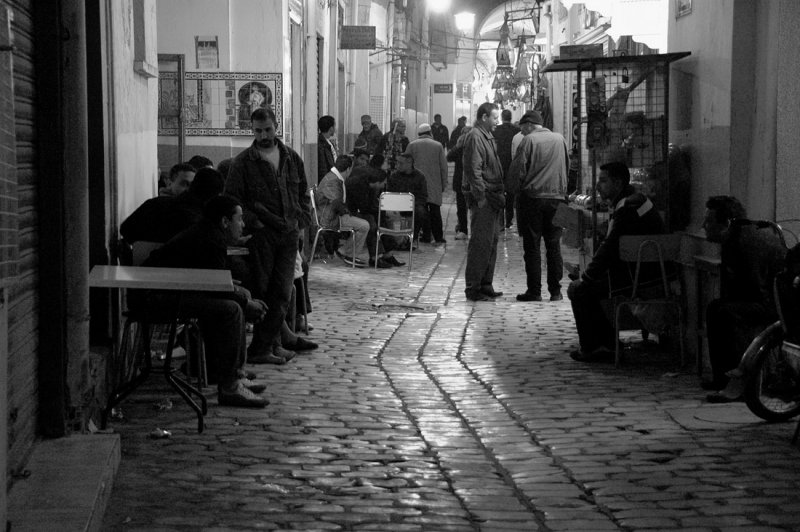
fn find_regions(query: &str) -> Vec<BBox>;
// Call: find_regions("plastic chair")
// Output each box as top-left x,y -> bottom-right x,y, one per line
613,234 -> 685,367
376,192 -> 415,271
308,185 -> 357,267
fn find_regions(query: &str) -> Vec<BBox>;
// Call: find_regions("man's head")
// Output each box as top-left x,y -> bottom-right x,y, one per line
390,118 -> 406,136
333,154 -> 353,179
396,152 -> 413,173
318,115 -> 336,139
360,114 -> 372,131
203,194 -> 244,244
597,161 -> 630,202
217,158 -> 233,179
501,109 -> 513,123
251,108 -> 278,149
476,103 -> 500,132
703,195 -> 747,243
352,149 -> 370,168
366,166 -> 387,190
167,163 -> 196,196
417,123 -> 432,137
187,155 -> 213,170
433,114 -> 442,124
188,167 -> 225,202
519,110 -> 543,131
457,116 -> 467,126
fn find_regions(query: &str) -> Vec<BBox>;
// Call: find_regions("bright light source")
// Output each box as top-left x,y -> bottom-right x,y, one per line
427,0 -> 452,14
455,11 -> 475,33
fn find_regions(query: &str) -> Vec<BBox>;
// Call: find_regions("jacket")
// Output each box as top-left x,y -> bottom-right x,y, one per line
345,168 -> 382,217
721,222 -> 786,306
405,136 -> 448,205
582,186 -> 664,290
492,122 -> 520,175
225,139 -> 311,234
462,125 -> 504,209
447,145 -> 464,193
387,169 -> 428,208
508,127 -> 569,200
317,133 -> 336,183
356,124 -> 383,155
315,169 -> 348,229
431,123 -> 449,149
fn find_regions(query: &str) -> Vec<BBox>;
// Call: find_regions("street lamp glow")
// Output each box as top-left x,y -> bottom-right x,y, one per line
455,11 -> 475,33
427,0 -> 452,13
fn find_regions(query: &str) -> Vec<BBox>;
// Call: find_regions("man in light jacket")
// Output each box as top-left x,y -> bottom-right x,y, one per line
405,123 -> 448,244
508,110 -> 569,302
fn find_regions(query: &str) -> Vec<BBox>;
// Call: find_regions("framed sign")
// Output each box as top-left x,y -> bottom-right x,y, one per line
159,72 -> 283,137
340,26 -> 376,49
195,36 -> 219,69
433,84 -> 453,94
676,0 -> 692,18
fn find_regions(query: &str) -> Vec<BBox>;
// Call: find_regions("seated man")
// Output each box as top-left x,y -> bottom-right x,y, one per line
702,196 -> 786,401
159,162 -> 196,197
139,195 -> 269,408
346,155 -> 404,268
567,161 -> 664,362
386,152 -> 428,243
316,154 -> 372,267
121,167 -> 225,245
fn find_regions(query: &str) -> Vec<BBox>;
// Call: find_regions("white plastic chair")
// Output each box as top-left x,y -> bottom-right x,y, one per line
376,192 -> 415,271
308,185 -> 357,268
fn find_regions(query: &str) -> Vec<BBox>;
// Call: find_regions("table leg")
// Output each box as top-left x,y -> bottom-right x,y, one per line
101,319 -> 153,429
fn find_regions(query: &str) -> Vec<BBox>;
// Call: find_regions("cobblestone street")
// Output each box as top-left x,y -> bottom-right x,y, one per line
102,197 -> 800,532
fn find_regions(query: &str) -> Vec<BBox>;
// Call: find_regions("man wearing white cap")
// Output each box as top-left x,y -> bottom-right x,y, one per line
405,123 -> 448,244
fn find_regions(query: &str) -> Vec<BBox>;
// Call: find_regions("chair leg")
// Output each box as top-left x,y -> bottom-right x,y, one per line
615,305 -> 623,367
351,230 -> 356,268
309,230 -> 320,265
297,277 -> 309,334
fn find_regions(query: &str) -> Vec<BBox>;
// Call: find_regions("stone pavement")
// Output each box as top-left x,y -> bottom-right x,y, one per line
102,196 -> 800,532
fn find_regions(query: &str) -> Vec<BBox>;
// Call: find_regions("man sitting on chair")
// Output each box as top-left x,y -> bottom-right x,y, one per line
139,195 -> 270,408
315,154 -> 371,267
567,161 -> 664,362
386,152 -> 428,244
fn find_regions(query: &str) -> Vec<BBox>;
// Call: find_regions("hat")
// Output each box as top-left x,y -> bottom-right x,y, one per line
457,116 -> 467,123
519,110 -> 543,126
417,123 -> 432,135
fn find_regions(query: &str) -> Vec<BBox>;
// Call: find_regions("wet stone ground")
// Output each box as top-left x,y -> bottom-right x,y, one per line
102,195 -> 800,532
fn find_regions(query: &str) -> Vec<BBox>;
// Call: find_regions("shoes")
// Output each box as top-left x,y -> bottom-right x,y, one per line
466,292 -> 493,302
272,345 -> 297,362
237,369 -> 258,380
294,316 -> 314,332
480,287 -> 503,298
369,257 -> 393,268
570,346 -> 615,363
550,292 -> 563,302
706,392 -> 742,403
239,377 -> 267,394
384,255 -> 405,267
335,250 -> 366,268
218,382 -> 269,408
516,292 -> 543,302
454,232 -> 468,240
287,337 -> 319,351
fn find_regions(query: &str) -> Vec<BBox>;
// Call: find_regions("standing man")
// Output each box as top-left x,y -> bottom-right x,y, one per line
376,118 -> 409,171
493,109 -> 520,229
317,115 -> 337,184
509,110 -> 569,302
462,102 -> 504,302
356,114 -> 383,156
406,123 -> 448,244
448,116 -> 467,150
430,114 -> 449,150
225,107 -> 312,365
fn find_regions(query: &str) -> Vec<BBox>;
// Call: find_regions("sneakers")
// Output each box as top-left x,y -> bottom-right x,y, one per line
335,250 -> 366,268
272,345 -> 297,362
384,255 -> 405,267
239,377 -> 267,394
454,232 -> 468,240
247,344 -> 293,365
516,292 -> 543,302
218,381 -> 269,408
286,337 -> 319,351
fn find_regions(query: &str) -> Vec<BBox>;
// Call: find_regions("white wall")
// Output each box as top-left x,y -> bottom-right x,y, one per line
112,0 -> 159,220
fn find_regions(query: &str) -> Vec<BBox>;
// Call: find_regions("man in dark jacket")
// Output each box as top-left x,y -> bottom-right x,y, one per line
140,195 -> 269,408
356,114 -> 383,155
567,162 -> 665,362
448,116 -> 467,150
430,114 -> 449,149
492,109 -> 520,229
702,196 -> 786,399
376,118 -> 409,171
225,108 -> 312,365
317,115 -> 337,184
462,103 -> 504,302
387,152 -> 428,242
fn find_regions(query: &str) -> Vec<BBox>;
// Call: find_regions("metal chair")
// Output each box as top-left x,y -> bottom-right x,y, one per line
308,185 -> 357,267
612,234 -> 685,367
376,192 -> 415,271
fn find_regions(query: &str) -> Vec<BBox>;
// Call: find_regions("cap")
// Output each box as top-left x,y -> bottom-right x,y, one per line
417,123 -> 432,135
360,114 -> 371,123
458,115 -> 467,123
519,110 -> 543,126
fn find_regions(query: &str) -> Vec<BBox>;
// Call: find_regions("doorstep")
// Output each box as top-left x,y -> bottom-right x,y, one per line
7,434 -> 120,532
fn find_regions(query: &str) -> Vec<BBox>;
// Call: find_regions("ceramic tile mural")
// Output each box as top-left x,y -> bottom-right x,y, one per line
158,72 -> 283,136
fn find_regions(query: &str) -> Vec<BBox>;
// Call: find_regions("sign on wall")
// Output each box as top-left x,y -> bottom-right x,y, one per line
433,84 -> 453,94
340,26 -> 376,49
195,36 -> 219,69
158,72 -> 283,137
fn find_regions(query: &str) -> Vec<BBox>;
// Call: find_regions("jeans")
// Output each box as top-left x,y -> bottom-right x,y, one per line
464,202 -> 502,296
567,278 -> 616,352
339,213 -> 371,262
504,192 -> 516,227
455,190 -> 468,235
707,299 -> 774,384
518,196 -> 564,296
421,203 -> 444,241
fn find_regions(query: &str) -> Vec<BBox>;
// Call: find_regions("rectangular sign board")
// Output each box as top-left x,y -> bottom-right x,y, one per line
559,44 -> 604,60
433,84 -> 453,94
340,26 -> 376,49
